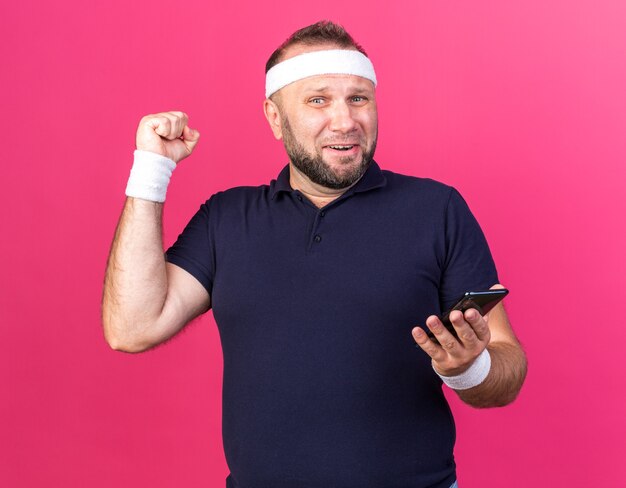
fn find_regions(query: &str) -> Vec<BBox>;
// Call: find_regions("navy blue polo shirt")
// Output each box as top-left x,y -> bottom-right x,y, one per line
165,161 -> 498,488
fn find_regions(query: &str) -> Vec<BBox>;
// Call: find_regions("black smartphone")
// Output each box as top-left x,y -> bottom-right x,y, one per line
426,289 -> 509,341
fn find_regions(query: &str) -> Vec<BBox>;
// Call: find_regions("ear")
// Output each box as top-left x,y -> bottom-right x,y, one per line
263,98 -> 283,140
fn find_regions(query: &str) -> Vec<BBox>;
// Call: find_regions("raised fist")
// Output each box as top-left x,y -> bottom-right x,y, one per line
135,111 -> 200,164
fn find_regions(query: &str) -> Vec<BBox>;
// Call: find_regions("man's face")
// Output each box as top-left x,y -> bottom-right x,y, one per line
266,45 -> 378,190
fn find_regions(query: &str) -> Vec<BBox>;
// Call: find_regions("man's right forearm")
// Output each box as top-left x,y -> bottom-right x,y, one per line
102,197 -> 167,352
104,111 -> 202,351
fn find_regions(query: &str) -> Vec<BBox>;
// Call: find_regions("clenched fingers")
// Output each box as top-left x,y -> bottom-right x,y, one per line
136,110 -> 200,163
147,112 -> 189,140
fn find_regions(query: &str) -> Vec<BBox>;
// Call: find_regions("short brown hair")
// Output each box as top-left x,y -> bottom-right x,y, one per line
265,20 -> 368,74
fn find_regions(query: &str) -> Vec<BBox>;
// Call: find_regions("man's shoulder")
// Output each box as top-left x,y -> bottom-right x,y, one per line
205,183 -> 272,205
379,167 -> 455,200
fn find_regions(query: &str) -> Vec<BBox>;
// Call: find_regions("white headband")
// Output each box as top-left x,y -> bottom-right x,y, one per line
265,49 -> 377,98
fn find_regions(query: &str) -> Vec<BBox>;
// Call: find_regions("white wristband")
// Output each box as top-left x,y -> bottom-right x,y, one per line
125,150 -> 177,203
436,349 -> 492,390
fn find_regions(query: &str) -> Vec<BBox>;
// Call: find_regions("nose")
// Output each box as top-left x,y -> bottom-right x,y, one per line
328,100 -> 357,133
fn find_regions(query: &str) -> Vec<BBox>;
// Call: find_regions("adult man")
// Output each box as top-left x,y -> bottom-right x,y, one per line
103,21 -> 526,488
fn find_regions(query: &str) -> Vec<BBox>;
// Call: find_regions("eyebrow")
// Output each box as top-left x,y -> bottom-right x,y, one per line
304,86 -> 330,93
302,85 -> 371,95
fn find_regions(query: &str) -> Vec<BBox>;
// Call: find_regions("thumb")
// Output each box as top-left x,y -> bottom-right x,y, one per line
182,125 -> 201,153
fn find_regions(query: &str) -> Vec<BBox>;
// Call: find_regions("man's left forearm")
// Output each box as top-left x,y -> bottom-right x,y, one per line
456,341 -> 527,408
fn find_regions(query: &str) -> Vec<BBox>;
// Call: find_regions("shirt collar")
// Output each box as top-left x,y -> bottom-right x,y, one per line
269,160 -> 387,200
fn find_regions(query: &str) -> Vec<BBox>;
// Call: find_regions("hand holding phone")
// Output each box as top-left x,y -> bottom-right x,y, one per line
426,289 -> 509,341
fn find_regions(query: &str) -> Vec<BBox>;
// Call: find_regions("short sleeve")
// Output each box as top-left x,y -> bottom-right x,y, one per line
165,197 -> 215,295
439,188 -> 499,311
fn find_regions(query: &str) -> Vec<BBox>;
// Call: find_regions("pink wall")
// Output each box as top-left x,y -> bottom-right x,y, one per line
2,1 -> 624,486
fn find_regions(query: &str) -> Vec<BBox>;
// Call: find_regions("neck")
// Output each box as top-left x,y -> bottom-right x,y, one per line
288,163 -> 361,208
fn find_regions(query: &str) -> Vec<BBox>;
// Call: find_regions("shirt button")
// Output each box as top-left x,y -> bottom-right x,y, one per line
296,195 -> 302,201
314,235 -> 322,243
320,211 -> 325,217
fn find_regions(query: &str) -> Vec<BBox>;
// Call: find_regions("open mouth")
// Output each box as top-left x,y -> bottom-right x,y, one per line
328,145 -> 354,151
325,144 -> 358,152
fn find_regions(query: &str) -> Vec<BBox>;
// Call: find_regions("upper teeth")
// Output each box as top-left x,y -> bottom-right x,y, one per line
330,145 -> 353,150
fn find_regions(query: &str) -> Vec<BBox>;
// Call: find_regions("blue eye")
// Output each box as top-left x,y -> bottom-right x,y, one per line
309,98 -> 324,104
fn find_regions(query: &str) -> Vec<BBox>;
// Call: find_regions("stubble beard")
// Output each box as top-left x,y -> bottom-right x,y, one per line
282,117 -> 377,190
